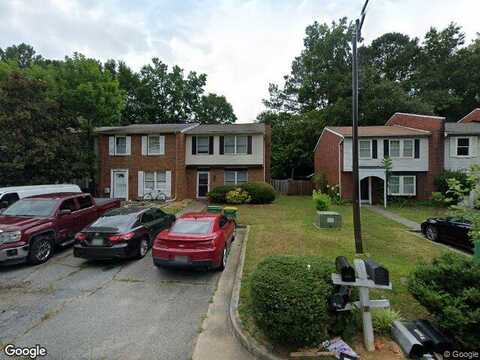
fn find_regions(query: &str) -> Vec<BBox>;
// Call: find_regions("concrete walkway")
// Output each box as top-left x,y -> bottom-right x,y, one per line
368,205 -> 421,232
193,228 -> 254,360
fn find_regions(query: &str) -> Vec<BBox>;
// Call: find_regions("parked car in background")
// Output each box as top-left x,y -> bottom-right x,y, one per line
0,193 -> 121,265
152,212 -> 235,271
74,207 -> 175,260
421,217 -> 473,252
0,184 -> 81,209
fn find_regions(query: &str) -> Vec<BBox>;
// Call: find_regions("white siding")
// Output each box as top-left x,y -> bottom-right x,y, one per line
185,134 -> 264,165
444,136 -> 480,171
343,137 -> 429,172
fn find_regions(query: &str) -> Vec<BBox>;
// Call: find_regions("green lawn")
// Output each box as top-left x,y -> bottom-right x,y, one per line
386,204 -> 448,224
236,196 -> 447,335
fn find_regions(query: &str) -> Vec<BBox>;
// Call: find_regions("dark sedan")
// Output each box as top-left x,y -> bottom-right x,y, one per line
421,217 -> 473,252
74,207 -> 176,260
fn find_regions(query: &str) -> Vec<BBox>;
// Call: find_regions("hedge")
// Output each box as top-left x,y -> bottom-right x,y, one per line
250,256 -> 334,347
408,253 -> 480,349
207,182 -> 275,204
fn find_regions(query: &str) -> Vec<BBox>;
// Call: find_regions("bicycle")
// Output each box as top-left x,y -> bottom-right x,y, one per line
142,190 -> 167,202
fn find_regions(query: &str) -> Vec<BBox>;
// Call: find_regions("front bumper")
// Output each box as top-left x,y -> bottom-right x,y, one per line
73,243 -> 132,259
0,244 -> 29,264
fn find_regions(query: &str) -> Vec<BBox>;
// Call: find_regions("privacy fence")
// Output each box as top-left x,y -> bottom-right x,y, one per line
271,179 -> 314,196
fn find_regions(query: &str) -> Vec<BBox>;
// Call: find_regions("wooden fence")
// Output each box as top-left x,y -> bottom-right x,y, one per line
271,179 -> 314,196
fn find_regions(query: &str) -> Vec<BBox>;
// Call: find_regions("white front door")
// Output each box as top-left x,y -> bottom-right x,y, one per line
197,171 -> 210,198
112,170 -> 128,199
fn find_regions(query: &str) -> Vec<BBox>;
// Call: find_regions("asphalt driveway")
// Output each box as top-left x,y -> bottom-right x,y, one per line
0,245 -> 220,360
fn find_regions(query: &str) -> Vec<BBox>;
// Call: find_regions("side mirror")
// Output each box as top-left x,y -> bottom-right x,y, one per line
59,209 -> 72,216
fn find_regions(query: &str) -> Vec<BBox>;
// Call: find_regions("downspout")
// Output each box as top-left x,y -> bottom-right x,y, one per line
338,139 -> 343,197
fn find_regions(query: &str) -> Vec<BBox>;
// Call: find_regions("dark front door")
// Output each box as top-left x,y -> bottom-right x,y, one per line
360,177 -> 370,203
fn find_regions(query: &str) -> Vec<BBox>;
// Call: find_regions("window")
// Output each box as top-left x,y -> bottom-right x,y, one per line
1,193 -> 19,206
144,171 -> 166,191
115,136 -> 127,155
359,140 -> 372,159
388,175 -> 416,196
170,219 -> 213,235
224,170 -> 248,185
141,210 -> 156,224
403,139 -> 414,158
389,140 -> 401,157
456,138 -> 470,156
224,136 -> 236,154
197,136 -> 210,154
223,135 -> 248,154
3,199 -> 58,217
77,195 -> 93,209
148,135 -> 163,155
60,199 -> 77,212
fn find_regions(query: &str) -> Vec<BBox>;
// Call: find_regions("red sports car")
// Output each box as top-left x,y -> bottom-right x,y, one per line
152,212 -> 235,271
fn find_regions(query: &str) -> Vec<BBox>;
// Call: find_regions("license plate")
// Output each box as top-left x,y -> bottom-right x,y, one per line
91,238 -> 104,246
174,255 -> 189,263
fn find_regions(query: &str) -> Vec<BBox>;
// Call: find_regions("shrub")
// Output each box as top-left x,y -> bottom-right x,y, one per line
312,173 -> 328,192
250,256 -> 335,347
312,190 -> 331,211
372,309 -> 403,335
408,253 -> 480,350
207,185 -> 236,203
240,182 -> 276,204
225,188 -> 251,204
434,170 -> 470,203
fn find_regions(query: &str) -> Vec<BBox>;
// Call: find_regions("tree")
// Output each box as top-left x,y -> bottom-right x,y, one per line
0,73 -> 85,185
0,43 -> 43,68
196,93 -> 237,124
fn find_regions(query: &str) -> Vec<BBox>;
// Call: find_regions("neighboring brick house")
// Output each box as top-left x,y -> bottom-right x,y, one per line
95,123 -> 271,200
314,113 -> 445,204
457,108 -> 480,124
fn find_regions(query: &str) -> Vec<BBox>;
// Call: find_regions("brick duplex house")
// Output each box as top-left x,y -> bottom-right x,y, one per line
314,113 -> 445,204
95,123 -> 271,201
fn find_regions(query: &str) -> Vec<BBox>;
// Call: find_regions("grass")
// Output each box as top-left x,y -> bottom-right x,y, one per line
235,195 -> 448,343
386,203 -> 448,224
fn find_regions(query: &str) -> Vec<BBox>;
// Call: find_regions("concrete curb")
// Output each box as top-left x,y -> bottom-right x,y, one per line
228,226 -> 285,360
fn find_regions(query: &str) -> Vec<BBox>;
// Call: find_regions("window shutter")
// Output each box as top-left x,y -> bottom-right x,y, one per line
383,139 -> 389,157
209,136 -> 214,155
192,136 -> 197,155
450,137 -> 457,157
138,171 -> 144,199
126,136 -> 131,155
470,136 -> 477,157
372,140 -> 377,159
109,136 -> 115,155
414,139 -> 420,158
160,135 -> 165,155
165,171 -> 172,198
247,136 -> 252,154
219,136 -> 224,155
141,136 -> 147,155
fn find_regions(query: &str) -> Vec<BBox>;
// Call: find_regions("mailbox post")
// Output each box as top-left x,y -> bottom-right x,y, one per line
331,258 -> 392,352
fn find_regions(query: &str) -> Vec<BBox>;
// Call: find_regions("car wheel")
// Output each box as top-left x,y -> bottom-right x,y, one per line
135,237 -> 149,259
28,235 -> 54,265
217,246 -> 227,271
425,225 -> 439,242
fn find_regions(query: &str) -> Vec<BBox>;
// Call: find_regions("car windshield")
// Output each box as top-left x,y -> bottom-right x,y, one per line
170,219 -> 212,235
88,211 -> 139,233
2,199 -> 58,217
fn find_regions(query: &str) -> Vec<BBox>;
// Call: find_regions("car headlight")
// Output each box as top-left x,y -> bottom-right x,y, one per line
0,230 -> 22,244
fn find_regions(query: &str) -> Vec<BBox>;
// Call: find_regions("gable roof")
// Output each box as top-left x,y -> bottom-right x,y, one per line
445,122 -> 480,136
95,123 -> 196,135
325,125 -> 430,138
184,123 -> 265,135
458,108 -> 480,123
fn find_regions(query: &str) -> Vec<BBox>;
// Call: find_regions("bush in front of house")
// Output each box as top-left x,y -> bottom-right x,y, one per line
407,253 -> 480,350
250,256 -> 334,347
312,189 -> 331,211
225,188 -> 251,204
207,182 -> 275,204
434,170 -> 472,204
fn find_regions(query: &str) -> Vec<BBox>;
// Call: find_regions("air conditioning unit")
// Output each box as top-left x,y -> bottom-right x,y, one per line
315,211 -> 342,228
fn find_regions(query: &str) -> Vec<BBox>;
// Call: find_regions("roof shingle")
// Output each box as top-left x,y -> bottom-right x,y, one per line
326,125 -> 430,138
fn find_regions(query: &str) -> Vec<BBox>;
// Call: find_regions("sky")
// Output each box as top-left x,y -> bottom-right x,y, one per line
0,0 -> 478,122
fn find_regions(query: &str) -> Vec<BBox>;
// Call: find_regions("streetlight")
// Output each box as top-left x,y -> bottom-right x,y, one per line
352,0 -> 370,255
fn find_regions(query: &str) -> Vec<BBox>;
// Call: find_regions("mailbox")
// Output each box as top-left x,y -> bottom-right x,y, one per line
335,256 -> 355,282
329,286 -> 350,311
391,321 -> 426,358
415,320 -> 452,353
364,259 -> 389,286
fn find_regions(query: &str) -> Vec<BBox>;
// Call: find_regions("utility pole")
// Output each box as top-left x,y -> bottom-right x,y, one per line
352,0 -> 370,254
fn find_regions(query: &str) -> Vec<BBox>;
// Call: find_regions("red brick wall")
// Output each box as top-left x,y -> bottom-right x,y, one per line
314,129 -> 342,187
458,108 -> 480,123
97,134 -> 178,200
386,113 -> 445,198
